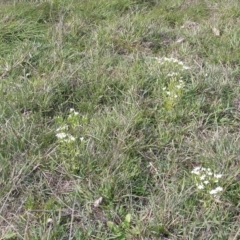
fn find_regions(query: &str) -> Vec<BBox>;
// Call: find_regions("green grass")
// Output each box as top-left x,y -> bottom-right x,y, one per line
1,0 -> 240,239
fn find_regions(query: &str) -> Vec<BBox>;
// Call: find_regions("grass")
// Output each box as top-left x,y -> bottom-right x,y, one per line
1,0 -> 240,239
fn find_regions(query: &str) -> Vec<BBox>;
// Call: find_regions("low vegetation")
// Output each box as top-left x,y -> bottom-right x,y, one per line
1,0 -> 240,239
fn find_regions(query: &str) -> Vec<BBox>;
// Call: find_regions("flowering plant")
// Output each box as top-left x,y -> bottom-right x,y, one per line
191,166 -> 223,200
155,57 -> 189,110
54,108 -> 86,172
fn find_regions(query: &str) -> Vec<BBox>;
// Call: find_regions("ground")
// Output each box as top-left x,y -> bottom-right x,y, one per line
1,0 -> 240,239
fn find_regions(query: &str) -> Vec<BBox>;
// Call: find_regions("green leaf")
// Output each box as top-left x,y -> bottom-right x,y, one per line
107,221 -> 115,229
3,230 -> 17,239
124,214 -> 131,223
107,221 -> 119,234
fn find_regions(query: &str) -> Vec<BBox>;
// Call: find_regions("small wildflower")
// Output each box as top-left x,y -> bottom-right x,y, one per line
56,132 -> 76,142
70,109 -> 79,115
214,174 -> 222,179
209,189 -> 217,195
68,135 -> 76,141
56,125 -> 68,132
215,186 -> 223,192
197,184 -> 204,190
155,57 -> 188,69
80,137 -> 84,141
200,175 -> 206,180
206,169 -> 213,175
191,166 -> 202,175
56,132 -> 67,139
166,91 -> 170,95
182,65 -> 190,70
191,166 -> 223,199
167,72 -> 179,77
209,186 -> 223,195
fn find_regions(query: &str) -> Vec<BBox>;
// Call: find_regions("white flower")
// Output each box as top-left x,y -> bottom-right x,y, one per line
209,186 -> 223,195
164,57 -> 171,62
193,171 -> 201,175
61,134 -> 76,143
206,169 -> 213,176
209,189 -> 217,195
215,186 -> 223,192
214,174 -> 222,179
56,132 -> 67,139
191,166 -> 202,175
56,125 -> 68,132
203,180 -> 209,184
197,184 -> 204,190
80,137 -> 84,141
166,91 -> 170,95
154,57 -> 162,63
162,87 -> 166,90
56,132 -> 76,142
68,135 -> 76,141
200,175 -> 206,180
182,65 -> 190,70
69,108 -> 79,115
167,72 -> 178,77
174,95 -> 178,98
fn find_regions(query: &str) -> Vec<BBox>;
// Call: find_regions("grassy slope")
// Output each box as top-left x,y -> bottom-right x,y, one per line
1,0 -> 240,239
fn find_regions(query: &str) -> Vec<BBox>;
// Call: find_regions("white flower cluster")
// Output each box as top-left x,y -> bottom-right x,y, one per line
167,72 -> 179,77
209,186 -> 223,195
152,56 -> 189,110
55,108 -> 84,143
56,125 -> 68,132
191,166 -> 223,197
155,57 -> 190,70
69,108 -> 79,116
56,130 -> 76,143
162,79 -> 184,99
